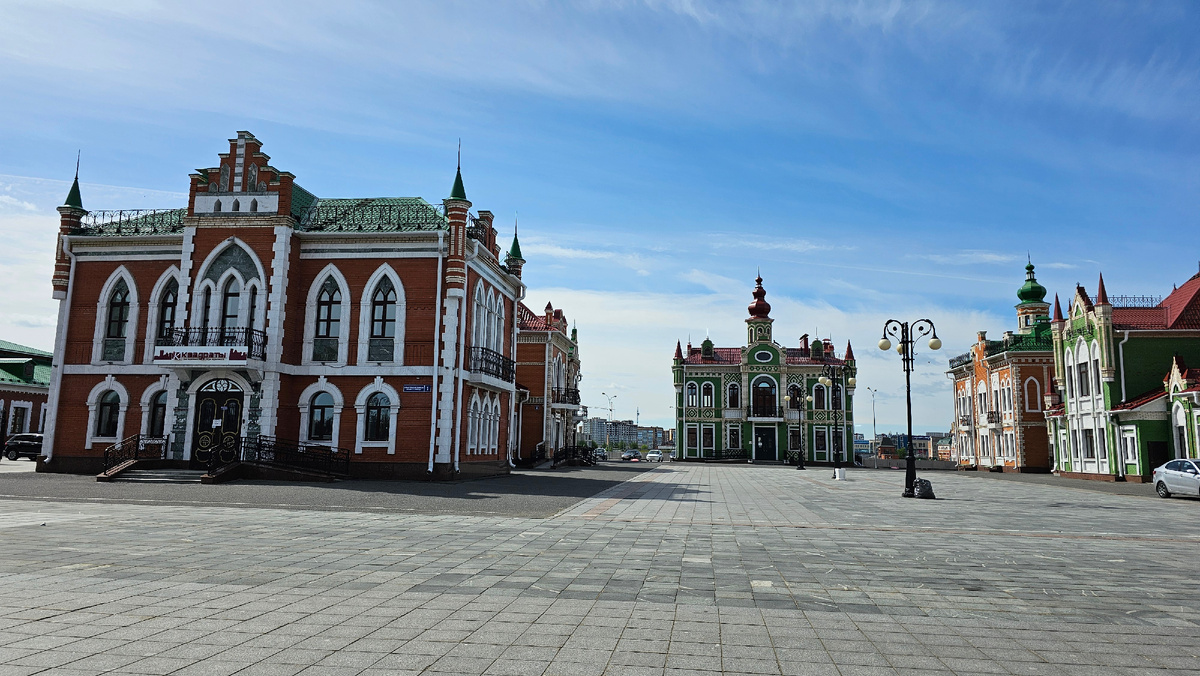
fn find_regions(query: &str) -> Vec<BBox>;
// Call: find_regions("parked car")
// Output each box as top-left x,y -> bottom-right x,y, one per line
621,450 -> 642,462
1153,459 -> 1200,498
2,433 -> 43,461
645,450 -> 663,462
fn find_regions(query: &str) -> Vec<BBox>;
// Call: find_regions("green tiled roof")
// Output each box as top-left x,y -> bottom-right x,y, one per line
0,359 -> 51,387
0,340 -> 51,359
296,197 -> 448,233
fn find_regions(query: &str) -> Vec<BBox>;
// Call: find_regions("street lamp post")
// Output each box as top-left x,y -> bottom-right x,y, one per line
601,392 -> 616,452
879,319 -> 941,497
865,386 -> 878,455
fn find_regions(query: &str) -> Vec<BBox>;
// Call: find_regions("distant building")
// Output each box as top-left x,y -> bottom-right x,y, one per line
947,263 -> 1054,472
0,340 -> 52,443
671,276 -> 856,463
514,301 -> 581,462
1045,270 -> 1200,481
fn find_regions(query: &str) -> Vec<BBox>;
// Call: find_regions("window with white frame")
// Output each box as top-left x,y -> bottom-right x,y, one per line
368,277 -> 398,361
728,425 -> 741,451
1120,426 -> 1138,463
701,382 -> 713,408
701,424 -> 714,451
364,392 -> 390,442
686,382 -> 697,407
313,277 -> 342,362
728,383 -> 740,409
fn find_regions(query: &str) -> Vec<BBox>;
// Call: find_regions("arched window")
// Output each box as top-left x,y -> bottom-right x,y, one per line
701,383 -> 714,408
249,199 -> 258,213
369,277 -> 397,361
157,280 -> 178,341
492,401 -> 501,454
1091,342 -> 1102,393
148,391 -> 168,437
495,304 -> 505,353
247,286 -> 258,332
486,292 -> 497,351
364,392 -> 390,442
813,384 -> 826,410
199,287 -> 212,330
221,278 -> 241,330
728,384 -> 741,409
788,384 -> 802,409
96,391 -> 121,437
106,280 -> 130,339
309,392 -> 335,441
213,199 -> 222,213
232,199 -> 240,212
686,382 -> 697,407
468,400 -> 479,454
752,378 -> 777,416
313,278 -> 341,362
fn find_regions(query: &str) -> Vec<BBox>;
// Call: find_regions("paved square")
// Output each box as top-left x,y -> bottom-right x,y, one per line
1,465 -> 1198,675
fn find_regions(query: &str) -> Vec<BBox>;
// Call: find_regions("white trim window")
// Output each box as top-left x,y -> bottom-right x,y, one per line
359,266 -> 405,364
303,266 -> 351,365
1024,377 -> 1041,412
139,380 -> 173,438
85,377 -> 129,449
354,379 -> 399,455
298,379 -> 344,450
1120,426 -> 1138,463
143,267 -> 181,362
93,268 -> 139,364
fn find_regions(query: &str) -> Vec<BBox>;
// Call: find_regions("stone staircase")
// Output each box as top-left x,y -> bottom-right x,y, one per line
110,469 -> 205,484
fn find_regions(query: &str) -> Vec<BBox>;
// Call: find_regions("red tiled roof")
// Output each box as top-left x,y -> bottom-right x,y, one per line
682,347 -> 741,365
1162,273 -> 1200,329
1045,404 -> 1065,416
517,302 -> 549,331
1111,388 -> 1167,411
1112,307 -> 1168,330
786,348 -> 846,366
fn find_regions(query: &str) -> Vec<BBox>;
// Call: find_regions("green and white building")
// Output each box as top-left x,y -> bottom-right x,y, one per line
1045,271 -> 1200,480
671,276 -> 856,463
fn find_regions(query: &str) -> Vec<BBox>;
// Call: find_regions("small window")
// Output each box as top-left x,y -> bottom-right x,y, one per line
686,383 -> 697,407
157,280 -> 178,341
221,279 -> 241,330
214,199 -> 222,213
701,383 -> 713,408
755,350 -> 772,363
96,391 -> 120,437
250,199 -> 258,213
727,384 -> 740,409
365,392 -> 390,442
148,391 -> 168,437
309,392 -> 335,441
232,199 -> 240,212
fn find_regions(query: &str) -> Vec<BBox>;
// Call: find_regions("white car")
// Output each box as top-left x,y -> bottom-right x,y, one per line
1153,459 -> 1200,499
645,451 -> 663,462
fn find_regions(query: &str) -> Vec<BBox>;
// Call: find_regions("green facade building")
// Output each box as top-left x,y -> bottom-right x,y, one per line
672,277 -> 856,463
1045,271 -> 1200,480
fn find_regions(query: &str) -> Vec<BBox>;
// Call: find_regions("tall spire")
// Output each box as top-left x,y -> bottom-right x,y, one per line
508,215 -> 522,260
1096,272 -> 1109,305
63,151 -> 83,209
674,340 -> 683,360
1052,294 -> 1063,322
844,340 -> 855,361
449,139 -> 467,200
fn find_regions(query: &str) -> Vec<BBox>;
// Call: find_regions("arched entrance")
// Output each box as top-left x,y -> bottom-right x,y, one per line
191,378 -> 244,468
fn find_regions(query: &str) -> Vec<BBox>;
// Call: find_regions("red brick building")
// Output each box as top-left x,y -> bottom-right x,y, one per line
514,300 -> 582,463
42,132 -> 526,479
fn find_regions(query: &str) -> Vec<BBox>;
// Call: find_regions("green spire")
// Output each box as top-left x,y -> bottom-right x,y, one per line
1017,261 -> 1047,304
64,152 -> 82,209
508,230 -> 523,261
449,140 -> 467,200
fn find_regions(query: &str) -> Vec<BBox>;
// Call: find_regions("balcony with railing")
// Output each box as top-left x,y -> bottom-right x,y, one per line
986,410 -> 1000,424
958,415 -> 971,427
747,405 -> 785,419
153,327 -> 268,364
551,388 -> 581,406
469,347 -> 515,383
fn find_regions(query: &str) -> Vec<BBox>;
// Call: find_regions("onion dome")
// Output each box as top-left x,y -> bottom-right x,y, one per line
747,275 -> 771,318
1017,262 -> 1047,304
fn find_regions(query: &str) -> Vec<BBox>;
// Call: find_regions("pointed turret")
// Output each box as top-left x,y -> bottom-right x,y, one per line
1052,294 -> 1063,322
64,175 -> 83,209
54,158 -> 87,299
504,221 -> 525,279
844,340 -> 855,361
1096,273 -> 1109,305
674,341 -> 683,361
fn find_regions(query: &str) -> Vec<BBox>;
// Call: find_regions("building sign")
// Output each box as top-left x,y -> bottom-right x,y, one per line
402,384 -> 431,392
152,346 -> 248,364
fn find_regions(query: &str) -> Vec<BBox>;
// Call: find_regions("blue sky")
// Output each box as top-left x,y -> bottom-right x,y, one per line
1,1 -> 1198,431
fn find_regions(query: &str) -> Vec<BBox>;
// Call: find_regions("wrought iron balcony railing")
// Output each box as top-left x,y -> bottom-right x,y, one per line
958,415 -> 971,426
297,203 -> 446,232
469,346 -> 515,382
747,405 -> 785,419
986,410 -> 1000,424
157,327 -> 268,360
551,388 -> 581,405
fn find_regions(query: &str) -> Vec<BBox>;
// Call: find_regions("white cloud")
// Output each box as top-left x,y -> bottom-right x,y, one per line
0,195 -> 36,212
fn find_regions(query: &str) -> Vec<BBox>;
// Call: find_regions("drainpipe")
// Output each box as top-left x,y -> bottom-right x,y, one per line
452,286 -> 468,475
42,240 -> 77,463
507,283 -> 522,468
427,231 -> 445,474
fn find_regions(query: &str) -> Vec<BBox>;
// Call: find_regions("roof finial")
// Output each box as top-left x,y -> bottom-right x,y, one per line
75,150 -> 80,180
457,138 -> 461,170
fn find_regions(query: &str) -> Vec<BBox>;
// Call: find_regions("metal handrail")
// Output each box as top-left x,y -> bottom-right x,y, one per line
102,434 -> 169,471
242,435 -> 351,476
747,405 -> 784,419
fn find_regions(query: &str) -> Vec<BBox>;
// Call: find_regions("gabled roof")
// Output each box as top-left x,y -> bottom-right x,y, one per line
1162,272 -> 1200,329
517,302 -> 550,331
1111,388 -> 1167,412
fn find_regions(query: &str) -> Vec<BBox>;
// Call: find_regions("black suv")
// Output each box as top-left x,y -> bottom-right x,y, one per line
621,450 -> 642,462
3,434 -> 42,461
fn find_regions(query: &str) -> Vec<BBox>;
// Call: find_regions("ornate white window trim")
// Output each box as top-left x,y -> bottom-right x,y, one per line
92,266 -> 139,365
302,264 -> 351,367
354,377 -> 399,455
138,375 -> 174,436
358,264 -> 406,365
85,375 -> 128,450
142,266 -> 181,363
298,376 -> 344,450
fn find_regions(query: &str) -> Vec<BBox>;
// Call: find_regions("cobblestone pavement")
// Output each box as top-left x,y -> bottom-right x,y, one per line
1,465 -> 1198,676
